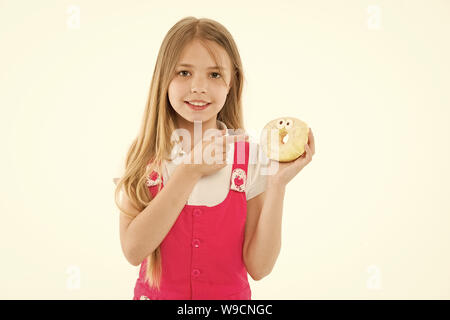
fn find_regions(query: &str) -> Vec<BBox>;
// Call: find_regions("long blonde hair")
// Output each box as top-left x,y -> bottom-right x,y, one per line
114,16 -> 246,290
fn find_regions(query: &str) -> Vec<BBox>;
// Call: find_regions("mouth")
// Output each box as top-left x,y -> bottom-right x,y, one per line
185,101 -> 211,110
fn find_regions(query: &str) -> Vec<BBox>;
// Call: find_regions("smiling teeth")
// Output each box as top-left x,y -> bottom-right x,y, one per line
189,102 -> 208,106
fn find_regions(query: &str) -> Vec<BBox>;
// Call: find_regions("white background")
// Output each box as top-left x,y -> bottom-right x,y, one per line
1,0 -> 449,299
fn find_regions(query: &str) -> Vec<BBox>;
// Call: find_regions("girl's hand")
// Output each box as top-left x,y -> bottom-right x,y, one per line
183,129 -> 249,178
268,128 -> 315,186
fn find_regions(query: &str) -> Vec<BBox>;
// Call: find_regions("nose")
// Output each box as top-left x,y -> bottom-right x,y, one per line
190,75 -> 207,93
191,85 -> 207,93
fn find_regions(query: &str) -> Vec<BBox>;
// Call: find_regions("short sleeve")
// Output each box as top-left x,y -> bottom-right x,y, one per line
246,142 -> 269,201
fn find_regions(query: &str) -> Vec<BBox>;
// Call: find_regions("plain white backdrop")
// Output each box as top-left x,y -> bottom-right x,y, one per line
1,0 -> 449,299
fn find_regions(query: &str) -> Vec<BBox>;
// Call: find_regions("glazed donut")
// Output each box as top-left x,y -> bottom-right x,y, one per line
260,117 -> 309,162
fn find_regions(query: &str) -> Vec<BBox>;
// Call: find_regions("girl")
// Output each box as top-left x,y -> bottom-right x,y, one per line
114,17 -> 315,300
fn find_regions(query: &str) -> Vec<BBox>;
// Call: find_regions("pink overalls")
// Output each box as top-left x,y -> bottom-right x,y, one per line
133,140 -> 251,300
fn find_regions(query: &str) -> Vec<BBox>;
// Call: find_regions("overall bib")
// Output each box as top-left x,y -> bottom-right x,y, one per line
133,140 -> 251,300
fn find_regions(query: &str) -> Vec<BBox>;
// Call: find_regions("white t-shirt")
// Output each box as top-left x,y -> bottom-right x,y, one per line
113,120 -> 269,206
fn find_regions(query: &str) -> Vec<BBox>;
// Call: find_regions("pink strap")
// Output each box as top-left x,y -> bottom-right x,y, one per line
229,141 -> 249,193
147,141 -> 250,196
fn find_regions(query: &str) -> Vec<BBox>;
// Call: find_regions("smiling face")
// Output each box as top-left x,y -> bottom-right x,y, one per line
168,39 -> 233,126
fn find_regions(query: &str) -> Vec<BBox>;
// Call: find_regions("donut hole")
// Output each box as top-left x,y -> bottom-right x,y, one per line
280,132 -> 289,144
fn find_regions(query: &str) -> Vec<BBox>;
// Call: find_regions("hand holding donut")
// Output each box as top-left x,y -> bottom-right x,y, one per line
260,117 -> 315,186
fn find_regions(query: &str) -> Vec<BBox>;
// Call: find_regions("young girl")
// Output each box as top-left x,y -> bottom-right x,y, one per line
114,17 -> 315,300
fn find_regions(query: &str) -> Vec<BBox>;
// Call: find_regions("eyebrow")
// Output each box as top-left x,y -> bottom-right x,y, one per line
177,63 -> 225,70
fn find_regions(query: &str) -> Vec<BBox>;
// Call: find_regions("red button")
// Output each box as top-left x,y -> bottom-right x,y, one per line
192,239 -> 200,248
192,269 -> 200,277
193,209 -> 202,216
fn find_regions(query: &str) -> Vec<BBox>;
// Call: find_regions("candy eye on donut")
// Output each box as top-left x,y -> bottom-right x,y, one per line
276,119 -> 285,129
285,119 -> 293,129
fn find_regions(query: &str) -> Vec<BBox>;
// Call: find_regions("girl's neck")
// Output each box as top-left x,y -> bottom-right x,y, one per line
176,117 -> 219,150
